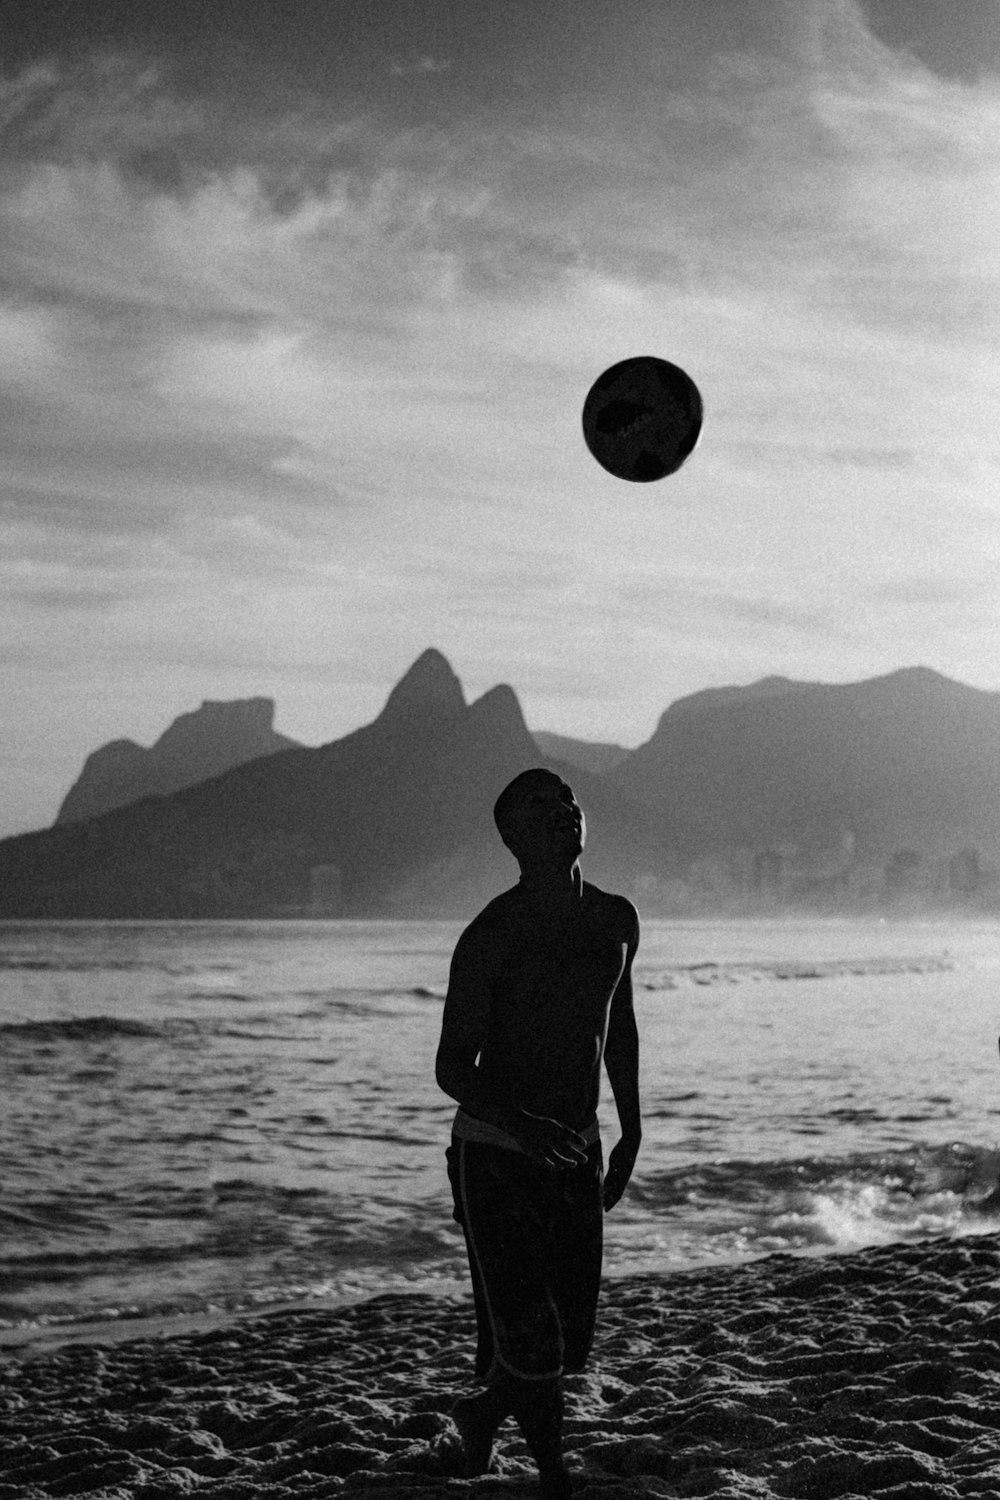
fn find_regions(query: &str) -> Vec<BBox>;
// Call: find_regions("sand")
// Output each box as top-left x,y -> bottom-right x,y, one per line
2,1232 -> 999,1499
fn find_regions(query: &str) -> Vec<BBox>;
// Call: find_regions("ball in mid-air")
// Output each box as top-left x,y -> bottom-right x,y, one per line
582,355 -> 703,481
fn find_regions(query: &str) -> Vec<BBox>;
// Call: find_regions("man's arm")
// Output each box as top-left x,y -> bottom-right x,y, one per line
602,905 -> 641,1211
435,923 -> 587,1168
435,925 -> 519,1134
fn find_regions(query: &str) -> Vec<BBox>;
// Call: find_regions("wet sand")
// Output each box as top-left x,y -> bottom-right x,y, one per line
2,1231 -> 998,1498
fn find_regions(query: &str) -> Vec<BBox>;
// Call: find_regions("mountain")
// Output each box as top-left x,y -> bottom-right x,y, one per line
56,698 -> 301,824
612,666 -> 1000,870
7,655 -> 997,919
0,650 -> 675,919
531,731 -> 630,776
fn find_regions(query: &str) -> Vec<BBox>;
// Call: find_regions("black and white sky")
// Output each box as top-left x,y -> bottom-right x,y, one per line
3,0 -> 999,835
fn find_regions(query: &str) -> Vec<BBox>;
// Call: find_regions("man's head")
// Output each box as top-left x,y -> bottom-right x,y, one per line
493,769 -> 585,869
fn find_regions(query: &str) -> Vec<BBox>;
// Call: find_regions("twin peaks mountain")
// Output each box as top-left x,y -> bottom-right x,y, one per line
0,651 -> 670,919
1,651 -> 998,918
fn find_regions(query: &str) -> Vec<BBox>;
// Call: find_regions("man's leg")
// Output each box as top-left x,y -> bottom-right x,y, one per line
452,1373 -> 571,1495
447,1140 -> 508,1475
505,1145 -> 601,1497
448,1139 -> 570,1484
551,1142 -> 604,1374
503,1372 -> 572,1498
450,1380 -> 512,1477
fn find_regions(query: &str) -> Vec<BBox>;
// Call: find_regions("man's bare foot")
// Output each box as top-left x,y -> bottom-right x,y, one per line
451,1392 -> 497,1477
538,1462 -> 574,1499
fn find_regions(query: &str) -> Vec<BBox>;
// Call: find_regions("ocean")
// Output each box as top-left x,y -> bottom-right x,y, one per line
2,916 -> 999,1334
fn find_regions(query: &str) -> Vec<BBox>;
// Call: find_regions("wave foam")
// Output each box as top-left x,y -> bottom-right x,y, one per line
640,954 -> 956,991
631,1141 -> 1000,1258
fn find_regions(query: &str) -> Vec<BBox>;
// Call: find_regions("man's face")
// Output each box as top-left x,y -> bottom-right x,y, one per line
508,775 -> 586,864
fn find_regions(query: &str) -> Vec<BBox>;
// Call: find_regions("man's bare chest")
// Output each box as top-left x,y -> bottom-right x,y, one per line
490,923 -> 627,1018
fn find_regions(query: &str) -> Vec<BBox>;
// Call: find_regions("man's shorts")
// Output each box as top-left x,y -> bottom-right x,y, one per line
447,1135 -> 604,1382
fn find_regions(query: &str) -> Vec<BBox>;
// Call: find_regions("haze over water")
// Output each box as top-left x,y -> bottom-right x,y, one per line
3,917 -> 1000,1333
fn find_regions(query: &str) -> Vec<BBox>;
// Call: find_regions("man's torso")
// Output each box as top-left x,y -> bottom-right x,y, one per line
468,881 -> 634,1130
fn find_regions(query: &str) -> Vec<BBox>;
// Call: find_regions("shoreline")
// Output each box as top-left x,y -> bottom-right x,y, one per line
2,1230 -> 998,1498
0,1232 -> 938,1362
0,1295 -> 332,1359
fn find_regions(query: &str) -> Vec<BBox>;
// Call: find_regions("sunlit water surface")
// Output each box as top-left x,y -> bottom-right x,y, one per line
2,917 -> 999,1329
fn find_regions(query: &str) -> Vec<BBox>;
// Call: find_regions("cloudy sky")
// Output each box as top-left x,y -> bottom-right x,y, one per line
2,0 -> 999,837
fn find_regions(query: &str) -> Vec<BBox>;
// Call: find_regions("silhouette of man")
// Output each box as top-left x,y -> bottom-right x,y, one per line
436,768 -> 641,1498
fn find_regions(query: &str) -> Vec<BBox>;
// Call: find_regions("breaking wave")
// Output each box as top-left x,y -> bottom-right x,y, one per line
629,1141 -> 1000,1259
639,954 -> 956,991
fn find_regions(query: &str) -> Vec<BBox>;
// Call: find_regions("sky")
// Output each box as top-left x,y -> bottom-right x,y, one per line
2,0 -> 999,837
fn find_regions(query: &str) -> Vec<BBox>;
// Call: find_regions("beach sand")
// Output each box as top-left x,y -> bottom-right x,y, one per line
2,1232 -> 999,1498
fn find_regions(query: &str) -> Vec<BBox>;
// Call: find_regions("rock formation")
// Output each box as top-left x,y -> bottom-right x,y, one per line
56,699 -> 300,824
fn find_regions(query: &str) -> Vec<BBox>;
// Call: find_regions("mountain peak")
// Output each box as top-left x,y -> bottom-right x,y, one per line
155,697 -> 278,754
55,698 -> 299,825
879,666 -> 954,691
377,649 -> 466,726
468,682 -> 528,736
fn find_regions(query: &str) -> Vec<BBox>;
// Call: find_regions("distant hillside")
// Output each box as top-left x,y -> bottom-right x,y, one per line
531,731 -> 630,776
56,699 -> 301,824
6,655 -> 997,918
613,666 -> 1000,870
0,651 -> 675,919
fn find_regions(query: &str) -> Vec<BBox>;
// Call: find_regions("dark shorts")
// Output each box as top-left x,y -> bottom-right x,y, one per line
447,1135 -> 604,1382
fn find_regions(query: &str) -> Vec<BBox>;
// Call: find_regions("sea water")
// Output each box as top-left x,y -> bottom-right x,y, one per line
2,917 -> 999,1331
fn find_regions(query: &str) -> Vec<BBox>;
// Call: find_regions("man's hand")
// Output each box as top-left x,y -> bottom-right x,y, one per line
516,1111 -> 589,1169
603,1135 -> 640,1211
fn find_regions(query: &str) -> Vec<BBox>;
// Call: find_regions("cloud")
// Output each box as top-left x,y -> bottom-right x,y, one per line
859,0 -> 1000,84
707,593 -> 855,638
3,34 -> 996,544
827,446 -> 914,469
612,574 -> 856,643
866,572 -> 997,607
18,584 -> 125,612
389,56 -> 453,78
6,18 -> 1000,343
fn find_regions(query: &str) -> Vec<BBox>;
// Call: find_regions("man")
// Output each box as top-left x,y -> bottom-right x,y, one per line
435,768 -> 641,1499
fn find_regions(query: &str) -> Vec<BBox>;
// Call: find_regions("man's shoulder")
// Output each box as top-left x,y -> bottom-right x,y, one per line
455,887 -> 522,946
582,882 -> 640,941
